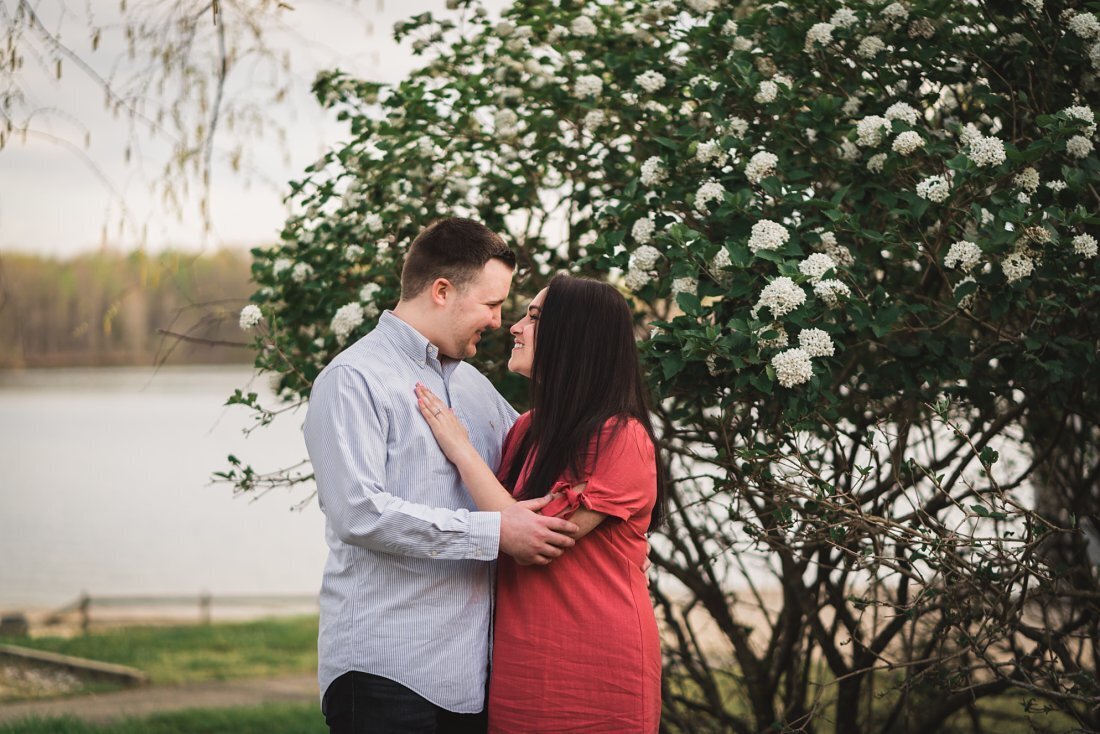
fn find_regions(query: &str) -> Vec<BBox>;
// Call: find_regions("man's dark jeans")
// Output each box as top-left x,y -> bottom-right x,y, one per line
322,671 -> 488,734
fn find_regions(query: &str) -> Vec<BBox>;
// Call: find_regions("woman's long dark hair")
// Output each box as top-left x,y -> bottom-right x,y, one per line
503,274 -> 667,531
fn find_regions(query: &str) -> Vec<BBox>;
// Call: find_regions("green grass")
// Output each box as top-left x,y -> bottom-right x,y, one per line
9,616 -> 318,685
0,702 -> 324,734
665,669 -> 1080,733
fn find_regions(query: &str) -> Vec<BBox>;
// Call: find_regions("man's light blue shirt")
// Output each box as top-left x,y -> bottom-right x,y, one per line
303,310 -> 518,712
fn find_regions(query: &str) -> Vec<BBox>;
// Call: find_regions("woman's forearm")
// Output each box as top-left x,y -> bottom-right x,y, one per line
452,445 -> 517,512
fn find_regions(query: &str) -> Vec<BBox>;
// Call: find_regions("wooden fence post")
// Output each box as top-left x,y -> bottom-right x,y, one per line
78,592 -> 91,634
200,592 -> 212,625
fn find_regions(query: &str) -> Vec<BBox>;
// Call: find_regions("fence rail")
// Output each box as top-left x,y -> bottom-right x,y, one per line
47,592 -> 319,631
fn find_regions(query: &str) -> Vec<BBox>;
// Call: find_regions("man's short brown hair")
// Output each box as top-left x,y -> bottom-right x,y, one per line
400,218 -> 516,299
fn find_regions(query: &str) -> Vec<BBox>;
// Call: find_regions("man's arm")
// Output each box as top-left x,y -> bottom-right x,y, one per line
305,365 -> 499,561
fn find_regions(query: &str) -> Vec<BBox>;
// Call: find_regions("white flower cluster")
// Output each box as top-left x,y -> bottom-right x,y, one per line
583,109 -> 607,131
756,276 -> 806,317
758,324 -> 789,349
332,303 -> 365,343
571,16 -> 597,36
958,123 -> 982,148
723,116 -> 750,138
494,108 -> 519,137
967,135 -> 1007,167
755,80 -> 779,104
722,20 -> 739,37
1072,233 -> 1098,259
1068,11 -> 1100,39
364,213 -> 384,233
239,304 -> 263,331
292,262 -> 314,283
671,276 -> 698,298
831,7 -> 858,27
867,152 -> 887,172
630,245 -> 661,271
711,247 -> 732,275
748,219 -> 790,253
856,115 -> 891,147
1062,105 -> 1097,135
885,102 -> 920,125
640,157 -> 668,187
805,22 -> 834,53
330,301 -> 365,345
273,258 -> 292,276
1047,179 -> 1068,192
1001,252 -> 1034,283
798,253 -> 836,282
771,347 -> 813,387
817,231 -> 854,266
840,139 -> 860,161
695,139 -> 729,167
954,275 -> 977,310
635,71 -> 666,92
909,18 -> 935,38
857,36 -> 886,58
575,75 -> 603,97
1023,225 -> 1053,245
799,328 -> 835,357
345,244 -> 365,262
745,151 -> 778,184
944,240 -> 982,271
632,218 -> 655,244
881,2 -> 909,24
1066,135 -> 1094,159
625,245 -> 661,291
814,279 -> 851,307
1014,167 -> 1040,192
892,131 -> 924,155
695,179 -> 726,214
686,0 -> 719,13
360,282 -> 381,309
917,174 -> 951,202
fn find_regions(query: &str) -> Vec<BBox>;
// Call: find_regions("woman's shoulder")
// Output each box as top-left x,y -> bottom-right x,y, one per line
504,410 -> 533,443
596,414 -> 655,457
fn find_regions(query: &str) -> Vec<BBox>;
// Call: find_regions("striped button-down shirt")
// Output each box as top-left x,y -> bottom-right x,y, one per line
304,311 -> 518,712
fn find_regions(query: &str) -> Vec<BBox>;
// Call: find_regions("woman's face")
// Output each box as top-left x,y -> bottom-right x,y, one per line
507,287 -> 548,377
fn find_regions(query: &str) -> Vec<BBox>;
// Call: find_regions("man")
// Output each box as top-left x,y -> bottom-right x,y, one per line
303,217 -> 578,734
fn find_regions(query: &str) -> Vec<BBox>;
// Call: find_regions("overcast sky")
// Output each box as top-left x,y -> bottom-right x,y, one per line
0,0 -> 505,257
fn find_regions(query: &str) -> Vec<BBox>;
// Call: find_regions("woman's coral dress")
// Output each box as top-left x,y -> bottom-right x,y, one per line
488,412 -> 661,733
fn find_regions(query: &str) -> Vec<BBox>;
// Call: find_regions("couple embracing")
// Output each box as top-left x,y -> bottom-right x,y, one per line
303,217 -> 665,734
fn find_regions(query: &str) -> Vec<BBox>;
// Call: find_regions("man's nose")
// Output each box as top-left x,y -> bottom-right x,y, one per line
490,308 -> 502,329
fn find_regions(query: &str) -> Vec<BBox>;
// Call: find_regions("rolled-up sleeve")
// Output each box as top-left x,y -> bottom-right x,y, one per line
304,364 -> 500,560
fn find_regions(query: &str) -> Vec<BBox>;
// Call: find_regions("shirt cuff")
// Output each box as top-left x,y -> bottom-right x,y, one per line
466,510 -> 500,561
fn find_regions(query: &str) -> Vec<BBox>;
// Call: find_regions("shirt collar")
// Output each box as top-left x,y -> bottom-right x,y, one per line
376,310 -> 444,368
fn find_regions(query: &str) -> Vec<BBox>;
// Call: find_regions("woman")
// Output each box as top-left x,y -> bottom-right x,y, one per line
414,273 -> 664,733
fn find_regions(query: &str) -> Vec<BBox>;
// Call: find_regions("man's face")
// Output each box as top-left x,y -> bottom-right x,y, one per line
438,258 -> 513,360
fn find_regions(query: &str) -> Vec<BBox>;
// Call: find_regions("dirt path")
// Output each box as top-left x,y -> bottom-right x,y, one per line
0,673 -> 318,725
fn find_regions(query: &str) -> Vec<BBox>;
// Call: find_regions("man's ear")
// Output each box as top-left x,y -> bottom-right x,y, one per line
429,277 -> 452,306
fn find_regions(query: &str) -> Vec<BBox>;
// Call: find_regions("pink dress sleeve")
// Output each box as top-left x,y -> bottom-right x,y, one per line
541,417 -> 656,521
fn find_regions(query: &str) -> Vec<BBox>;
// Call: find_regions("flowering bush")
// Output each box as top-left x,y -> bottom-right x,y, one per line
228,0 -> 1100,730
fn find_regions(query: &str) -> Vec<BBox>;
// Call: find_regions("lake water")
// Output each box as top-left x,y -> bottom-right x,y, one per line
0,366 -> 327,611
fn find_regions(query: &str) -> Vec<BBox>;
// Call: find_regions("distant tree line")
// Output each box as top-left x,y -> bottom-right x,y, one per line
0,249 -> 254,368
